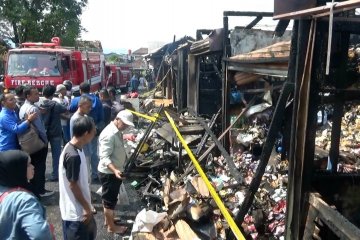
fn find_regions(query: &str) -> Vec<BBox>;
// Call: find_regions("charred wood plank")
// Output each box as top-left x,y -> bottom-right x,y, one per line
319,17 -> 360,34
189,109 -> 242,183
274,0 -> 360,20
195,108 -> 221,157
143,193 -> 162,201
245,16 -> 263,29
286,19 -> 317,240
303,204 -> 319,239
178,125 -> 204,135
329,30 -> 349,172
274,19 -> 291,37
223,15 -> 230,151
224,11 -> 273,17
328,96 -> 343,172
308,192 -> 360,240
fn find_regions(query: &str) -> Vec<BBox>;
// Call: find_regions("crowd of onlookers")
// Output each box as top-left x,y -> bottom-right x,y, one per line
0,81 -> 136,239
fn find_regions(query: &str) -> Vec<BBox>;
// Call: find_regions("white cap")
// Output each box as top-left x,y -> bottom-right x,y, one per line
116,110 -> 134,127
56,84 -> 66,92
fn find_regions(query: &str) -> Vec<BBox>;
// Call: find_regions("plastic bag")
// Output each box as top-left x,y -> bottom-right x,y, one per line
118,183 -> 129,205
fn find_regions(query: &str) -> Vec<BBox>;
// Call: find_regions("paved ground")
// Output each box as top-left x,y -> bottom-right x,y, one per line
42,149 -> 144,240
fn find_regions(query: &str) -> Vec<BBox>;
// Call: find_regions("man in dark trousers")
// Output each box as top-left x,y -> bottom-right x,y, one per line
19,86 -> 54,197
39,85 -> 67,181
69,83 -> 104,181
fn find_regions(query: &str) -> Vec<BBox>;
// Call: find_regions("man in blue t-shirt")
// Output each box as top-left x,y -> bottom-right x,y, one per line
68,83 -> 104,181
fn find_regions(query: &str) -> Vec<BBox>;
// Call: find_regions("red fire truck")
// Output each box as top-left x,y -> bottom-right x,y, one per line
3,37 -> 105,91
103,63 -> 131,92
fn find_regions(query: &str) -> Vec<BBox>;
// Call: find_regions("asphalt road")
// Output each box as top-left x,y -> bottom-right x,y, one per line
41,149 -> 144,240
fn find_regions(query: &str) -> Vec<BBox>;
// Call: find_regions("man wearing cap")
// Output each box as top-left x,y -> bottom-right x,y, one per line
53,84 -> 71,144
97,110 -> 134,234
63,80 -> 73,98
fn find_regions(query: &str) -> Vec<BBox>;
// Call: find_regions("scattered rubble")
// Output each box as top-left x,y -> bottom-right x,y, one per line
117,98 -> 291,239
119,92 -> 359,240
315,104 -> 360,172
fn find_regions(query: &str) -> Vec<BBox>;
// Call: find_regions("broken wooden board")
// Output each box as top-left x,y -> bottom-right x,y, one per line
175,219 -> 200,240
163,178 -> 171,209
234,72 -> 262,86
190,176 -> 210,197
132,232 -> 157,240
156,123 -> 203,145
308,192 -> 360,240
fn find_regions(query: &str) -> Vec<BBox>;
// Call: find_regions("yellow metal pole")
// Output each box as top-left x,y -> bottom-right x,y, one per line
127,109 -> 157,122
164,111 -> 245,240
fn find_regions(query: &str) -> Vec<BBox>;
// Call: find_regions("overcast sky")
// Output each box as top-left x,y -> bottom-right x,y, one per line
81,0 -> 274,53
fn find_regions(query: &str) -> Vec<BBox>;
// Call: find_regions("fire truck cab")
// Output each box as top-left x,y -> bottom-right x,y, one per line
103,63 -> 131,92
4,37 -> 104,92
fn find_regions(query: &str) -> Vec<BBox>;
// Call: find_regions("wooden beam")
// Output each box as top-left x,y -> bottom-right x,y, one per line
274,0 -> 360,20
303,205 -> 319,239
245,16 -> 263,29
308,193 -> 360,239
223,11 -> 273,17
285,18 -> 315,239
328,95 -> 344,172
222,15 -> 230,151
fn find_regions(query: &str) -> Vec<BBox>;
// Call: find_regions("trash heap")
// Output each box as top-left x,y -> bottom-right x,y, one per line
315,104 -> 360,173
121,102 -> 289,240
229,123 -> 287,239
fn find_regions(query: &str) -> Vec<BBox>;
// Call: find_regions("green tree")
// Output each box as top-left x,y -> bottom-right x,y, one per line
107,54 -> 120,63
0,0 -> 87,46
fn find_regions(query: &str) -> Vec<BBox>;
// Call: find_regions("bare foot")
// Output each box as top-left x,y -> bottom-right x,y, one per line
91,206 -> 97,214
104,219 -> 122,227
107,225 -> 127,234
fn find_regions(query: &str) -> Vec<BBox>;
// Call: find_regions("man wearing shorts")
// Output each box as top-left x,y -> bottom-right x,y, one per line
97,110 -> 134,233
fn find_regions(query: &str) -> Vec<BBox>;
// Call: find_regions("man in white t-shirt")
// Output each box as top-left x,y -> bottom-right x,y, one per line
59,116 -> 97,239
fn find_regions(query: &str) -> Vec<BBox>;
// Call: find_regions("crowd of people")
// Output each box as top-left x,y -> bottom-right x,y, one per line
0,81 -> 135,239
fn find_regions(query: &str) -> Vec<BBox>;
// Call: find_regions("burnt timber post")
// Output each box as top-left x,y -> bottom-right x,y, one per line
277,1 -> 360,239
222,14 -> 231,151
